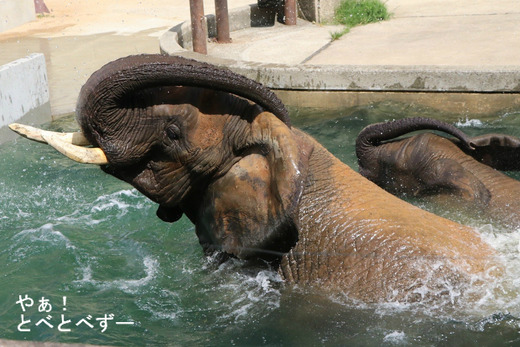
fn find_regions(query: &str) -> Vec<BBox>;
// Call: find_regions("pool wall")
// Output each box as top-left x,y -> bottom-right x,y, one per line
0,53 -> 51,144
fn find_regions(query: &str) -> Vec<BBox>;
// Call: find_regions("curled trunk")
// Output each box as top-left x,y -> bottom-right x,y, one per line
356,117 -> 475,181
77,54 -> 290,146
356,117 -> 474,161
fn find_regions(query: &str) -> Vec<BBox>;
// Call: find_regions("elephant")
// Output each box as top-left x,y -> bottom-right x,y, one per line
10,54 -> 501,303
356,117 -> 520,227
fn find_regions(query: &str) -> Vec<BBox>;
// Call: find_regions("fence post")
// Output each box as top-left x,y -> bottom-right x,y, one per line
215,0 -> 231,43
284,0 -> 297,25
34,0 -> 50,13
190,0 -> 207,54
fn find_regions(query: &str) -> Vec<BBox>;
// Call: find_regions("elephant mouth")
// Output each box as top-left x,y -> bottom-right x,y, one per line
156,204 -> 184,223
10,123 -> 190,224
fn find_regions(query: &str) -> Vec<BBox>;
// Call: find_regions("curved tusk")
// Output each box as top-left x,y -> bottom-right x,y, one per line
41,133 -> 109,165
9,123 -> 91,146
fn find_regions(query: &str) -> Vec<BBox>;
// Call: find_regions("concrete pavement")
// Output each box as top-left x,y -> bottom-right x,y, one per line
309,0 -> 520,67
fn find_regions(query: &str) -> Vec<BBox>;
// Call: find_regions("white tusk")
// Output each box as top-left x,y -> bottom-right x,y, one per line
9,123 -> 91,146
41,132 -> 109,165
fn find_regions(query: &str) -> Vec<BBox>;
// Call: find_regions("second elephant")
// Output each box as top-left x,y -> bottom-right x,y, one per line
356,117 -> 520,227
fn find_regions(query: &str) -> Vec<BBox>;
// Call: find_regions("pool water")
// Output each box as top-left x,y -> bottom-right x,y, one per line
2,101 -> 520,346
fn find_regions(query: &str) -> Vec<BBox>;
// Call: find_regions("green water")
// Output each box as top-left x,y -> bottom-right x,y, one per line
2,101 -> 520,346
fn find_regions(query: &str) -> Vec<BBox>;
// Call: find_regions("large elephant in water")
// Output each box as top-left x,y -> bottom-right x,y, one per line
11,55 -> 500,303
356,117 -> 520,227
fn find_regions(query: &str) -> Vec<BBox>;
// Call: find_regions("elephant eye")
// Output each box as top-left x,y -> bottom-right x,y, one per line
165,124 -> 181,141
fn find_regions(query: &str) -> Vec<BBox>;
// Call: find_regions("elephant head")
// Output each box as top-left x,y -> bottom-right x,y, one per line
12,56 -> 501,302
356,117 -> 520,227
11,54 -> 310,260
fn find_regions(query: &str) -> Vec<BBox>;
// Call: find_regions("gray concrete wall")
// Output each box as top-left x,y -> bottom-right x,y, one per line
0,53 -> 51,143
299,0 -> 342,23
0,0 -> 35,32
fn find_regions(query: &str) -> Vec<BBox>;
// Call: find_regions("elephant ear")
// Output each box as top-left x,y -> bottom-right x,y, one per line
196,113 -> 313,260
466,133 -> 520,171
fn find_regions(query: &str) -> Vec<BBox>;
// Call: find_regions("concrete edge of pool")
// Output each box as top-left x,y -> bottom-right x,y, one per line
159,4 -> 520,114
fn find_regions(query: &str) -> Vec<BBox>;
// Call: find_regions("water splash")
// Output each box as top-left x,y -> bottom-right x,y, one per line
74,256 -> 160,294
201,256 -> 283,324
9,223 -> 76,261
383,330 -> 407,344
455,118 -> 484,128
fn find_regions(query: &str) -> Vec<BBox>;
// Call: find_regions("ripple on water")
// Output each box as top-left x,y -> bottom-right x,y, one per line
9,223 -> 76,261
383,330 -> 407,344
74,255 -> 159,295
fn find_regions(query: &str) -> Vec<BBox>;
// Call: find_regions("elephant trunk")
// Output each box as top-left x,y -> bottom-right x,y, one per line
11,55 -> 291,167
77,54 -> 290,147
356,117 -> 475,170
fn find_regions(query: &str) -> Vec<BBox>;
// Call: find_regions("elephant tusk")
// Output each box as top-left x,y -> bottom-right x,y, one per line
9,123 -> 91,146
9,122 -> 108,165
40,132 -> 109,165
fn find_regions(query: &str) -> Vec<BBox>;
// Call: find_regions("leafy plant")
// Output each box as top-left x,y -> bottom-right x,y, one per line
331,0 -> 390,40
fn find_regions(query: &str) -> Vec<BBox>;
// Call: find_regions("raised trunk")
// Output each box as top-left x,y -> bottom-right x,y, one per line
76,54 -> 290,146
356,117 -> 474,170
280,131 -> 498,303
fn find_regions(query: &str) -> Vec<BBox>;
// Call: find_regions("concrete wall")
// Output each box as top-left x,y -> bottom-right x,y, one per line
0,0 -> 35,32
0,53 -> 51,143
299,0 -> 342,23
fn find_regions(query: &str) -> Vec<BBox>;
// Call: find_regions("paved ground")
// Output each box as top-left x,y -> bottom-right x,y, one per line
0,0 -> 519,116
308,0 -> 520,66
205,0 -> 520,67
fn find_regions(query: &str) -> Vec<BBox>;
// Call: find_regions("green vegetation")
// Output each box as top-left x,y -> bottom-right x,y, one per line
330,29 -> 349,41
330,0 -> 390,41
335,0 -> 390,27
